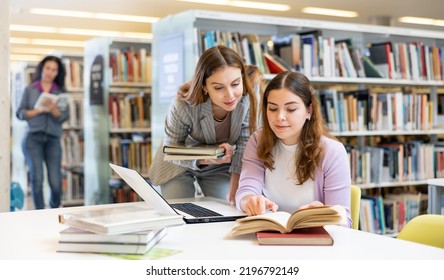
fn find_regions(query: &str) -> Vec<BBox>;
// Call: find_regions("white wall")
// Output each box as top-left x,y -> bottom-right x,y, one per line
0,0 -> 11,212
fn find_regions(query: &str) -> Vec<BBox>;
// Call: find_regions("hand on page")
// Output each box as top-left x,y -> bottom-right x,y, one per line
242,195 -> 278,216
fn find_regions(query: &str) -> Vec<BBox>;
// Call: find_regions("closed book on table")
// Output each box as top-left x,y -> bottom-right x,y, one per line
57,228 -> 168,255
58,202 -> 184,235
256,226 -> 333,246
59,227 -> 160,243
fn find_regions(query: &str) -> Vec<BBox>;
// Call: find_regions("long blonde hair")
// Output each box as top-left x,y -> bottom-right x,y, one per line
177,45 -> 258,133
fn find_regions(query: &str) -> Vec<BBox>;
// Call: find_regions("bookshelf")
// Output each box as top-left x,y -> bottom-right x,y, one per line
60,55 -> 85,206
151,9 -> 444,233
83,37 -> 152,205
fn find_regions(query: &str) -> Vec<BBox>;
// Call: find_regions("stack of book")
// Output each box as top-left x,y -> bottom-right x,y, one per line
57,227 -> 168,255
163,144 -> 234,161
56,202 -> 183,254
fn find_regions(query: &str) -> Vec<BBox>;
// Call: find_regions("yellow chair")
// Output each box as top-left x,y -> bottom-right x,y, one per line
396,214 -> 444,249
350,185 -> 361,230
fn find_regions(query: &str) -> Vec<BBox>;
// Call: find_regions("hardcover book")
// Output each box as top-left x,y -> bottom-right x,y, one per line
163,144 -> 227,155
229,205 -> 344,236
59,227 -> 161,243
163,153 -> 225,161
256,226 -> 333,246
163,144 -> 236,160
57,228 -> 168,255
58,203 -> 185,235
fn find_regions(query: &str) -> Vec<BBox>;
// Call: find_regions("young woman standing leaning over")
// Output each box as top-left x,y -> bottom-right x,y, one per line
148,45 -> 258,204
236,71 -> 351,227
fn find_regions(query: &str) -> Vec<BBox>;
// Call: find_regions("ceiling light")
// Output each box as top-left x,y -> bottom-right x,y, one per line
302,7 -> 358,18
10,54 -> 44,62
176,0 -> 290,11
399,16 -> 444,27
29,8 -> 159,23
11,37 -> 85,48
10,47 -> 56,55
10,25 -> 57,33
10,25 -> 152,39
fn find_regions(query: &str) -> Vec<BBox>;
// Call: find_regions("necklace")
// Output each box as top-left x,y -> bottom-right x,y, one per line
213,111 -> 230,122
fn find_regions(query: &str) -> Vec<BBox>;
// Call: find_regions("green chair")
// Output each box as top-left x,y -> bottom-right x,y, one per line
396,214 -> 444,249
350,185 -> 361,230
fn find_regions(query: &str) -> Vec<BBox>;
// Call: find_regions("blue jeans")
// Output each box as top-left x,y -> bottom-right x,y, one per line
23,132 -> 62,209
160,164 -> 231,200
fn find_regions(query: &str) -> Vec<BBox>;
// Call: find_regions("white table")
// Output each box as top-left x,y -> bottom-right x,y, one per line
0,203 -> 443,260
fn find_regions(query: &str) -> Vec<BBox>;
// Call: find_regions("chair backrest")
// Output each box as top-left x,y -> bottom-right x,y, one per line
396,214 -> 444,249
350,185 -> 361,230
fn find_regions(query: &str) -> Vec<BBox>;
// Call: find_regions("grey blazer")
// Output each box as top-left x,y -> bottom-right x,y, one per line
148,95 -> 252,186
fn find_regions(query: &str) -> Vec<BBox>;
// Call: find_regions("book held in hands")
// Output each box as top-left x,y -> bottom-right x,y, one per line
58,202 -> 185,235
163,144 -> 236,161
229,205 -> 344,236
34,92 -> 69,112
57,227 -> 168,255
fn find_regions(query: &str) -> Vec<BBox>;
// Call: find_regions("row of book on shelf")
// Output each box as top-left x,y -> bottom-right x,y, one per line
346,141 -> 444,185
109,180 -> 143,204
198,29 -> 444,81
109,91 -> 151,129
109,47 -> 152,83
62,58 -> 83,89
359,192 -> 428,235
64,94 -> 84,128
317,88 -> 444,133
61,130 -> 84,167
61,170 -> 84,204
109,134 -> 152,176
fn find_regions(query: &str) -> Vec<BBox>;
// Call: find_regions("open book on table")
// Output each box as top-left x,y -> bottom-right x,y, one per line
34,92 -> 69,112
228,205 -> 344,236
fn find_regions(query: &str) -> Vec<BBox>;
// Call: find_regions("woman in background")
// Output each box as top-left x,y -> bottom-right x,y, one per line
236,71 -> 351,227
16,55 -> 70,210
148,45 -> 259,204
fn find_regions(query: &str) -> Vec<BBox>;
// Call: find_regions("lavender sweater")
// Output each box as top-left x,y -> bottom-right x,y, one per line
236,130 -> 352,228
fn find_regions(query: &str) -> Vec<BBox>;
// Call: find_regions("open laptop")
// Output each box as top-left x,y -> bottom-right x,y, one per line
109,163 -> 247,223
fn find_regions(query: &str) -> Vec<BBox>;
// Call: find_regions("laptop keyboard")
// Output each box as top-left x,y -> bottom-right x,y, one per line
171,202 -> 222,217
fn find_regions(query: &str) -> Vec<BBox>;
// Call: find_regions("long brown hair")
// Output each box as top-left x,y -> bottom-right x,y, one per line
178,45 -> 257,133
258,71 -> 334,184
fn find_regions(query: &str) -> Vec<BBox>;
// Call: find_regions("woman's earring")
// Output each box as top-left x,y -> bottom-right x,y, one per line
306,116 -> 311,121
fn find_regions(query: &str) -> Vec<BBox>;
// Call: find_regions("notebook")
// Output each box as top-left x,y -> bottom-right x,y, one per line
109,163 -> 247,223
